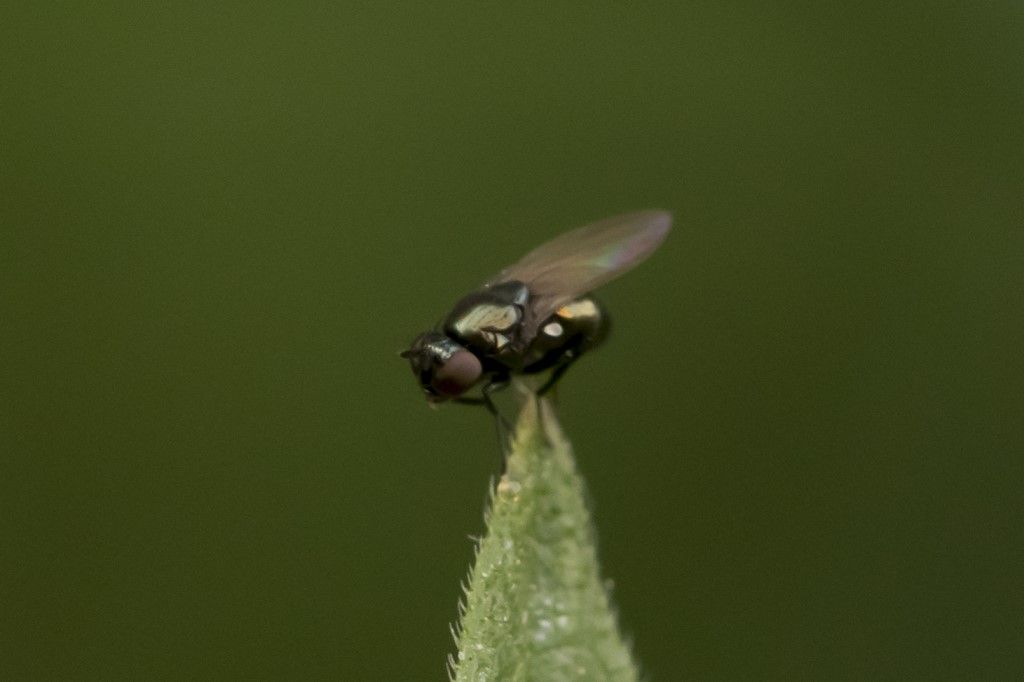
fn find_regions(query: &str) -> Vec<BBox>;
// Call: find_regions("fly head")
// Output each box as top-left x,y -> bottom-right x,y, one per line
401,332 -> 483,402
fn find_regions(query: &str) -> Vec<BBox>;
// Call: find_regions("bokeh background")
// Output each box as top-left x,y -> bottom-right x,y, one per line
3,3 -> 1022,680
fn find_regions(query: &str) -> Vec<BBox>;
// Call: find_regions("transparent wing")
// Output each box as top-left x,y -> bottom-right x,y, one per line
486,210 -> 672,340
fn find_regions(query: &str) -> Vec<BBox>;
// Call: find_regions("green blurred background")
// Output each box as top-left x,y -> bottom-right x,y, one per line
2,3 -> 1022,679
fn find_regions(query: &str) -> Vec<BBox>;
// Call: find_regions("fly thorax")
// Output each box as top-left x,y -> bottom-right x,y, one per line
443,281 -> 529,358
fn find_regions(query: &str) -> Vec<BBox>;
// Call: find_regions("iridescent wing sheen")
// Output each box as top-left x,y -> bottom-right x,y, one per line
485,210 -> 672,341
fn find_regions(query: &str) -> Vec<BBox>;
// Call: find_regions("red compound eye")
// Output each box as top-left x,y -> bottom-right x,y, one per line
431,350 -> 482,397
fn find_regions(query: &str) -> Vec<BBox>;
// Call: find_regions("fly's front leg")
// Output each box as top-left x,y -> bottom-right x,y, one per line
482,378 -> 513,465
451,378 -> 509,422
482,377 -> 512,433
452,376 -> 513,460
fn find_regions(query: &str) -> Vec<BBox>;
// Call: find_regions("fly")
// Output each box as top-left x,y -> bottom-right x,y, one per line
401,210 -> 672,417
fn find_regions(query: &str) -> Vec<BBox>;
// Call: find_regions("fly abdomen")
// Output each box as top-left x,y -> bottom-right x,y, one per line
521,296 -> 609,374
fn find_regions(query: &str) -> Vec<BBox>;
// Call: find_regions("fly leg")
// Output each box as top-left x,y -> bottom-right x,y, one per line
451,380 -> 509,424
535,352 -> 578,398
452,378 -> 513,462
482,379 -> 513,459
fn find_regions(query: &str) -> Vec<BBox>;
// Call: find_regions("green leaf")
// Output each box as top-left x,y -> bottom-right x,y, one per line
451,396 -> 639,682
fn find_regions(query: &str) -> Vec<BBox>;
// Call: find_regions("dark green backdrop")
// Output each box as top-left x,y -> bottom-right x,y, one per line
3,3 -> 1022,680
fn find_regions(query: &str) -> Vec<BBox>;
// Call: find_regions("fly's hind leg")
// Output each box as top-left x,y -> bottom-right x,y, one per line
535,351 -> 579,398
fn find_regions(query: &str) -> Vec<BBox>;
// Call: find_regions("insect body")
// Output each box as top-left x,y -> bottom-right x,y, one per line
402,210 -> 671,409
